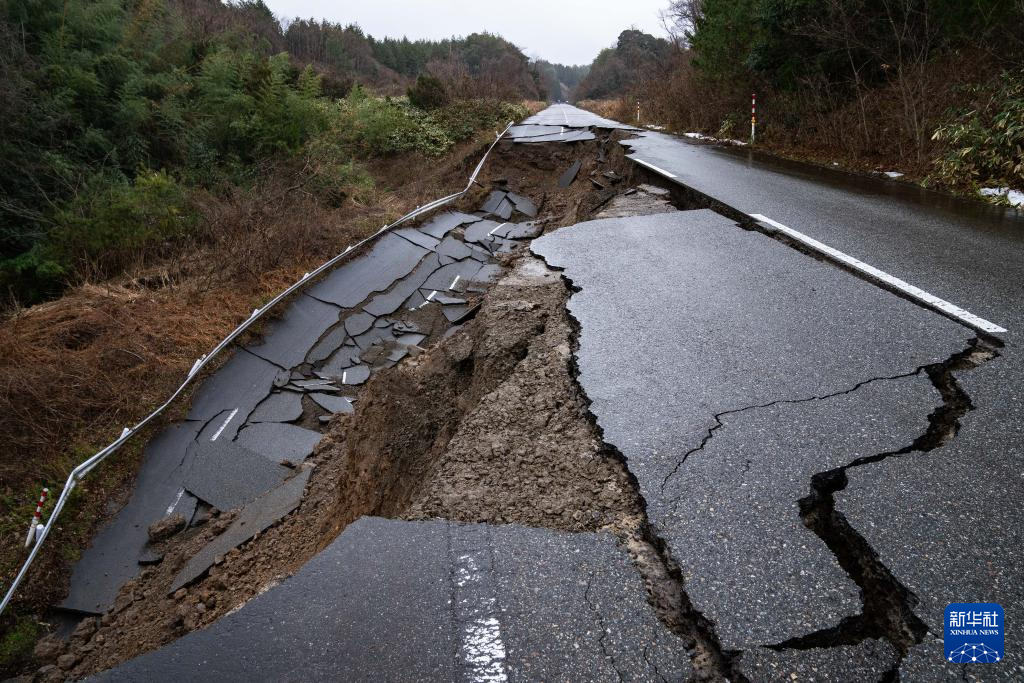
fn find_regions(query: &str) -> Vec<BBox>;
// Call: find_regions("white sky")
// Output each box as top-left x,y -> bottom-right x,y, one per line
263,0 -> 669,66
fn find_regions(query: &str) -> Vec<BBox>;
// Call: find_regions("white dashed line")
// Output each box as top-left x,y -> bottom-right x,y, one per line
487,223 -> 507,236
449,275 -> 461,290
210,408 -> 238,441
165,488 -> 185,516
750,214 -> 1007,334
632,158 -> 677,178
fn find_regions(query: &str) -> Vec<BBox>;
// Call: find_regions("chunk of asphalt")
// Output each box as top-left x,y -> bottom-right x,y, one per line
423,260 -> 484,292
394,228 -> 441,251
434,235 -> 474,265
506,192 -> 538,218
462,220 -> 505,245
307,233 -> 427,308
343,311 -> 376,337
352,325 -> 394,351
187,351 -> 280,424
290,378 -> 338,391
432,293 -> 466,305
387,347 -> 409,363
339,364 -> 371,386
418,211 -> 482,239
245,295 -> 340,370
168,467 -> 312,593
558,159 -> 582,188
470,263 -> 503,284
495,222 -> 542,240
248,392 -> 304,423
183,439 -> 292,512
310,393 -> 355,414
305,325 -> 347,365
319,343 -> 364,377
442,304 -> 479,324
272,369 -> 290,388
480,190 -> 509,215
235,423 -> 323,464
394,332 -> 427,347
61,423 -> 201,614
105,519 -> 689,682
494,197 -> 515,220
391,320 -> 420,334
363,253 -> 441,317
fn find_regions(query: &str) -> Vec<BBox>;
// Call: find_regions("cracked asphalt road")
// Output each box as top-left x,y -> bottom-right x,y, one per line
91,518 -> 689,682
57,105 -> 1023,681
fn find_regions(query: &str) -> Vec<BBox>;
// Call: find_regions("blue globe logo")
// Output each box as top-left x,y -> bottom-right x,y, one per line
948,643 -> 1001,663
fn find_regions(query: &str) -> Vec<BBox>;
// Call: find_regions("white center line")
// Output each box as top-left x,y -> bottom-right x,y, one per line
449,275 -> 461,290
342,370 -> 348,384
210,408 -> 238,441
418,290 -> 438,309
632,158 -> 677,178
750,213 -> 1007,334
488,223 -> 507,236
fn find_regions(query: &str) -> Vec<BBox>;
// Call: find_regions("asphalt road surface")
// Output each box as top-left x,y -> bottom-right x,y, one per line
68,104 -> 1023,681
533,104 -> 1024,680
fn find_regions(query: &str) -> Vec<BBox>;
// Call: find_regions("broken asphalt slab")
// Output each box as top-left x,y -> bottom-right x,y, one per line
307,233 -> 427,308
62,423 -> 201,614
245,294 -> 340,370
234,422 -> 322,464
168,466 -> 313,593
183,439 -> 292,512
96,518 -> 689,681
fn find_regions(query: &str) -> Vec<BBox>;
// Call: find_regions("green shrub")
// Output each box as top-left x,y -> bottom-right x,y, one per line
931,70 -> 1024,192
408,73 -> 449,110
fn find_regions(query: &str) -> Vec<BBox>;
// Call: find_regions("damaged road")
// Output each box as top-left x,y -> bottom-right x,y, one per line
31,103 -> 1024,683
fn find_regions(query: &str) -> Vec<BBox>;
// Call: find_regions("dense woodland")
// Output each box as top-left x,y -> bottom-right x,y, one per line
581,1 -> 1024,196
0,0 -> 578,306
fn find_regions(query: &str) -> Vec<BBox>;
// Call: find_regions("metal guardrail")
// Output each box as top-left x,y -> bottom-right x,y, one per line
0,122 -> 514,615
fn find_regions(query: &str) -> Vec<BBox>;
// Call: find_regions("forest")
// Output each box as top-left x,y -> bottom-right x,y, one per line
0,0 -> 566,306
578,1 -> 1024,197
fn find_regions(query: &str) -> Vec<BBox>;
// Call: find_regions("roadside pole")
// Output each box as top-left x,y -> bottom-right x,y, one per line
24,488 -> 48,548
751,93 -> 757,144
636,100 -> 640,124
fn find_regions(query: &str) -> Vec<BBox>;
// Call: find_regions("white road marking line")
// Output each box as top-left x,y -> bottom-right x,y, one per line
418,290 -> 438,309
342,370 -> 348,384
210,408 -> 238,441
488,223 -> 507,236
449,275 -> 461,290
750,213 -> 1008,334
165,488 -> 185,516
633,158 -> 677,178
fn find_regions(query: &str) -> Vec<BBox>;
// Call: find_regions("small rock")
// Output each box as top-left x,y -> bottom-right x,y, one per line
56,653 -> 78,671
173,588 -> 187,601
32,636 -> 63,663
147,513 -> 187,543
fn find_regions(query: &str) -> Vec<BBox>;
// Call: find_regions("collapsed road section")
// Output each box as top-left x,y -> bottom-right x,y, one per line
28,103 -> 1019,683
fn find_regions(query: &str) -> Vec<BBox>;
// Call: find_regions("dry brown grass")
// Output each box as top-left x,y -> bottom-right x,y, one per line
0,133 -> 491,628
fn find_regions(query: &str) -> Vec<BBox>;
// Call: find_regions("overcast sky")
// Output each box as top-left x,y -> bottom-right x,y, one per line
262,0 -> 670,65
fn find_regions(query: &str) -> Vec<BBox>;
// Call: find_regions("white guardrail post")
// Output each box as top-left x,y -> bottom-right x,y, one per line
0,122 -> 514,615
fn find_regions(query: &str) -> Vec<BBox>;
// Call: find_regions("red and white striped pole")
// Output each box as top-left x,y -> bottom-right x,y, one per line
24,488 -> 48,548
751,93 -> 757,144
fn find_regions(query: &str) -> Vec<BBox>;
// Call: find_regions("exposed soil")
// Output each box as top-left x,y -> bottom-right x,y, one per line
27,133 -> 656,679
